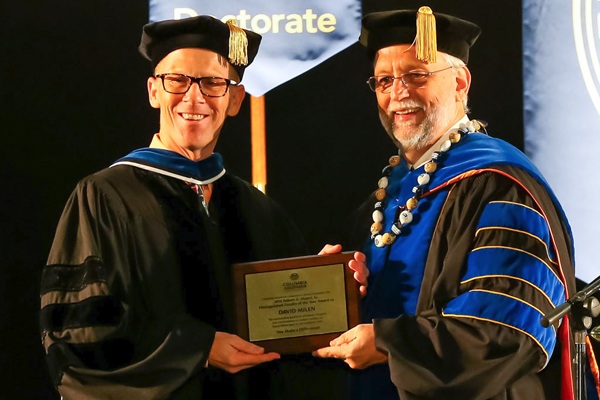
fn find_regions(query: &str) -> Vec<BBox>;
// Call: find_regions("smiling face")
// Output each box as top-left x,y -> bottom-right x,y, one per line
373,44 -> 470,163
147,48 -> 245,161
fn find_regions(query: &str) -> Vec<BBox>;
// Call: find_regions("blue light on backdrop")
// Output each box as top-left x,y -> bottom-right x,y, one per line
149,0 -> 361,96
524,0 -> 600,283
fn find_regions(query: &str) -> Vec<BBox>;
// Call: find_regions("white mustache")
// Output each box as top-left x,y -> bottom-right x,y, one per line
389,99 -> 426,113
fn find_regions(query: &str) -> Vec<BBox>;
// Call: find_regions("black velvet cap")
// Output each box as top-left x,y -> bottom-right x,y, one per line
139,16 -> 262,80
359,8 -> 481,63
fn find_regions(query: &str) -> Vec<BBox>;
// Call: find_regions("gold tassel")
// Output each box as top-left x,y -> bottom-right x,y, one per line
415,6 -> 437,63
226,19 -> 248,66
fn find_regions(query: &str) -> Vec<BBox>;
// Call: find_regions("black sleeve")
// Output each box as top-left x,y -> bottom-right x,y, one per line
40,174 -> 215,399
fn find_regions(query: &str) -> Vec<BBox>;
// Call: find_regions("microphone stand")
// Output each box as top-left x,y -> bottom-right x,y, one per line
541,274 -> 600,400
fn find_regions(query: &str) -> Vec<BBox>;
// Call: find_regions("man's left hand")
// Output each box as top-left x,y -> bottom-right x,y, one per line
312,324 -> 388,369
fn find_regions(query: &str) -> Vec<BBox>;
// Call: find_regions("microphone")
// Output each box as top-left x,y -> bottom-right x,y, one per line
540,274 -> 600,328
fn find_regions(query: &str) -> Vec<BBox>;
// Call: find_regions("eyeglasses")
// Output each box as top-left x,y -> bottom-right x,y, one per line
367,66 -> 455,93
154,73 -> 238,97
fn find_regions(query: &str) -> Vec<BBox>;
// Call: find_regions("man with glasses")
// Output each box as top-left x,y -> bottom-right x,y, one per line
40,15 -> 367,399
314,6 -> 584,400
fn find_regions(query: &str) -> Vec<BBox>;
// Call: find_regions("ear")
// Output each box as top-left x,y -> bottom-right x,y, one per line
455,66 -> 471,102
147,76 -> 161,109
226,84 -> 246,117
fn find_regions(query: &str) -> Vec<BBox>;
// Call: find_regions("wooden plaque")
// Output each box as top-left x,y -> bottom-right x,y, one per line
232,252 -> 360,354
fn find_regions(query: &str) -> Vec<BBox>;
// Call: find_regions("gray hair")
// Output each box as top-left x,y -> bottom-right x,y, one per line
441,52 -> 470,113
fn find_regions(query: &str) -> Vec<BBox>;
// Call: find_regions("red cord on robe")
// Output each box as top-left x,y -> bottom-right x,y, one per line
586,336 -> 600,399
561,316 -> 575,400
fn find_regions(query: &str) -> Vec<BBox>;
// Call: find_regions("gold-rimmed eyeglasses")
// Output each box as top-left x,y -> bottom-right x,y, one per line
367,66 -> 455,93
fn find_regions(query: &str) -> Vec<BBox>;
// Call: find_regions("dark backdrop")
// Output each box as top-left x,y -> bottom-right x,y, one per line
0,1 -> 522,398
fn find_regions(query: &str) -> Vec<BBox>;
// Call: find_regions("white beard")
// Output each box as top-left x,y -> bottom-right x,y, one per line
390,97 -> 457,154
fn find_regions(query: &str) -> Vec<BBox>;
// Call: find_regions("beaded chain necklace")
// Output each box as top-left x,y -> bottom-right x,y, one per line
370,119 -> 486,248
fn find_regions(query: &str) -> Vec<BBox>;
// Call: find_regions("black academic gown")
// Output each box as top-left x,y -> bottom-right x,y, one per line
342,165 -> 579,400
40,164 -> 347,400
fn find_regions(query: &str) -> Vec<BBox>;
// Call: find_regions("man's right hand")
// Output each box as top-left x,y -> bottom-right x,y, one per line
208,331 -> 280,373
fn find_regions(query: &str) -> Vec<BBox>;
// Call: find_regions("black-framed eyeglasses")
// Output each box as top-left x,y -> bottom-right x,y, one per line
367,66 -> 455,93
154,73 -> 238,97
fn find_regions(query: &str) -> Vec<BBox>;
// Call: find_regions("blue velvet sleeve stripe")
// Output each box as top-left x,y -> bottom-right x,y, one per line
465,247 -> 566,307
442,289 -> 555,366
476,201 -> 556,262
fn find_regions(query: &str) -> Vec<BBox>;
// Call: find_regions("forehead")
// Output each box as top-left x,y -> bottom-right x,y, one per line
373,44 -> 431,72
155,48 -> 232,76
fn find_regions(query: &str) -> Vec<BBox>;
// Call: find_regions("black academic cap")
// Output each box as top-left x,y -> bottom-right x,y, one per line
359,6 -> 481,64
139,15 -> 262,80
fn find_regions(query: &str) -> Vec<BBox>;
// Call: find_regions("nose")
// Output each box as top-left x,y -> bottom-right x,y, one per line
183,81 -> 206,102
389,78 -> 409,100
